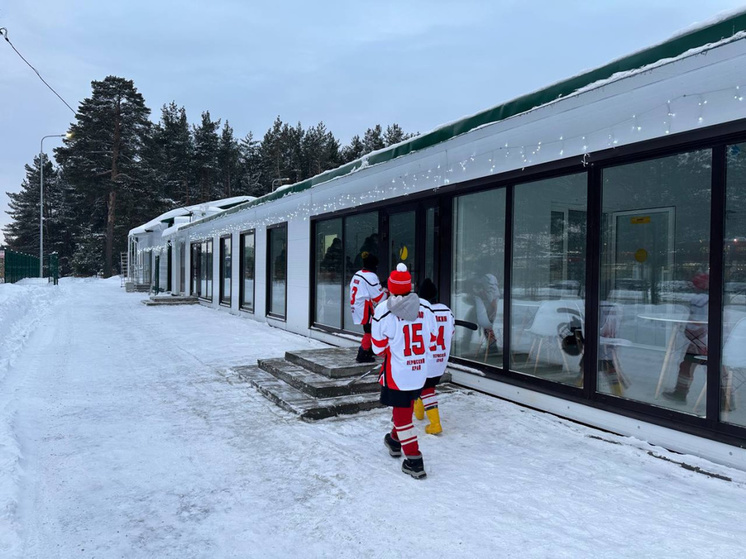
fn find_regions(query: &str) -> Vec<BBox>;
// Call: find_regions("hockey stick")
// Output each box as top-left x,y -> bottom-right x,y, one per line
346,364 -> 381,386
346,320 -> 477,386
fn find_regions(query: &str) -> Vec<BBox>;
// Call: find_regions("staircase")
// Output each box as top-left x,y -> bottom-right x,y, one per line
120,252 -> 128,288
234,347 -> 455,421
233,348 -> 383,420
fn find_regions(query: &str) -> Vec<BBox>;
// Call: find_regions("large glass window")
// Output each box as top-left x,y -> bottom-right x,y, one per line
199,239 -> 213,301
510,173 -> 587,385
600,150 -> 711,413
240,231 -> 255,312
389,211 -> 417,285
723,143 -> 746,427
343,212 -> 379,332
179,242 -> 185,294
315,218 -> 343,328
190,242 -> 201,296
451,188 -> 506,365
220,236 -> 231,306
268,224 -> 287,318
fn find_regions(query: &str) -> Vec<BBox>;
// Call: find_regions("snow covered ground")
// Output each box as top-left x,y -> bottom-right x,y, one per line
1,278 -> 745,558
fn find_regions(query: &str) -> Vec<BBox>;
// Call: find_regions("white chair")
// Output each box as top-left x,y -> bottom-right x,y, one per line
524,300 -> 583,373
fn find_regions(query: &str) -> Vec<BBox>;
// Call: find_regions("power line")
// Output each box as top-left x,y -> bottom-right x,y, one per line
0,27 -> 76,115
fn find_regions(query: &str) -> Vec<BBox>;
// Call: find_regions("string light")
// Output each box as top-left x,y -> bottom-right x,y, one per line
137,83 -> 745,254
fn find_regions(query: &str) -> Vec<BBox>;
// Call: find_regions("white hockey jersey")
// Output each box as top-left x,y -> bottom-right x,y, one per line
427,302 -> 455,378
349,270 -> 387,324
371,295 -> 438,391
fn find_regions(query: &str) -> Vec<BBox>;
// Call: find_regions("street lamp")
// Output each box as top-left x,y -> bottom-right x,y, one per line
271,177 -> 291,192
39,132 -> 71,277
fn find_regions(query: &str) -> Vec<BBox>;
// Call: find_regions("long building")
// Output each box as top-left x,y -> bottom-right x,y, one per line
130,10 -> 746,469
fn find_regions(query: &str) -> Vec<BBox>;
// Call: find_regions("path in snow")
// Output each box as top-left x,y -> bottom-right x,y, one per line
1,278 -> 745,558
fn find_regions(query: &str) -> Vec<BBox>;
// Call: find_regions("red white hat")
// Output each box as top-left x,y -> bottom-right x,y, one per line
388,263 -> 412,296
692,272 -> 709,291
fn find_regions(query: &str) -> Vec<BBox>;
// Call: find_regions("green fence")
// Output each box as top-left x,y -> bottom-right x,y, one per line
0,246 -> 40,283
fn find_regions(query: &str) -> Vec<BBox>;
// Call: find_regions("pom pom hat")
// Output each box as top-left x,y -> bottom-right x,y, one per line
693,272 -> 709,291
388,263 -> 412,295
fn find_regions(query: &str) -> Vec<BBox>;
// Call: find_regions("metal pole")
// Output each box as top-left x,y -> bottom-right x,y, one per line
39,138 -> 44,277
39,133 -> 67,278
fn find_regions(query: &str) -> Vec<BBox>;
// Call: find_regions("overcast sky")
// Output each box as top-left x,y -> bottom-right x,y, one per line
2,0 -> 745,245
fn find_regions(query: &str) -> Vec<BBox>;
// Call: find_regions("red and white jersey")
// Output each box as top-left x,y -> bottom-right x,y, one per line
349,270 -> 386,325
427,302 -> 455,378
371,297 -> 438,391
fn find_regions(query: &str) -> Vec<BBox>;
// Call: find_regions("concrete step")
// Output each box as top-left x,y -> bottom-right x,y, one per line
285,347 -> 376,378
257,358 -> 379,398
141,295 -> 199,306
234,366 -> 383,421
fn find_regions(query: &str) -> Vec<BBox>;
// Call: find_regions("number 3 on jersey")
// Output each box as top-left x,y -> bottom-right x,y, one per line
403,323 -> 425,356
350,286 -> 358,305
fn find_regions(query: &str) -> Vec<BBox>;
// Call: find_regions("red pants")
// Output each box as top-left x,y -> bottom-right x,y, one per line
391,402 -> 419,456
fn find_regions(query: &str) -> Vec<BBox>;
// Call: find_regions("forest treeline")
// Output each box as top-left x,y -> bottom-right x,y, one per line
3,76 -> 416,276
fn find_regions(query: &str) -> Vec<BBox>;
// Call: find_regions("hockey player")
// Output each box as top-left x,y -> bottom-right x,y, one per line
413,278 -> 454,435
372,263 -> 438,480
350,252 -> 387,363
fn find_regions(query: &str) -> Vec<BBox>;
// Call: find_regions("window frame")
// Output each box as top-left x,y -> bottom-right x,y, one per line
239,229 -> 256,313
266,222 -> 288,320
305,119 -> 746,446
219,234 -> 232,307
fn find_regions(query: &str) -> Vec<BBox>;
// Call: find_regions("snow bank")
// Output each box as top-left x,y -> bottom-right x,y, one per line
0,280 -> 62,557
2,279 -> 746,557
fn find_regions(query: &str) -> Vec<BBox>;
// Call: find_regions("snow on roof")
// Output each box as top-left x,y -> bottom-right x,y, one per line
129,196 -> 255,236
177,7 -> 746,232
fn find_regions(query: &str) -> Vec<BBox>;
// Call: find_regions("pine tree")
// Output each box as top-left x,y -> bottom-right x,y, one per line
362,125 -> 385,154
217,121 -> 241,198
3,155 -> 56,256
55,76 -> 154,277
340,134 -> 365,164
258,117 -> 304,190
238,132 -> 264,197
192,111 -> 221,202
384,123 -> 417,146
154,102 -> 194,206
301,122 -> 341,178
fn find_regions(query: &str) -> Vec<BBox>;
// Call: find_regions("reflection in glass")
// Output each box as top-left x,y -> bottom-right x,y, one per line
179,242 -> 185,294
199,239 -> 213,301
510,173 -> 586,386
389,211 -> 417,286
343,212 -> 378,332
601,150 -> 711,413
315,218 -> 343,328
190,242 -> 201,296
425,206 -> 436,285
241,232 -> 255,311
451,189 -> 506,365
268,226 -> 287,317
220,237 -> 231,305
723,143 -> 746,426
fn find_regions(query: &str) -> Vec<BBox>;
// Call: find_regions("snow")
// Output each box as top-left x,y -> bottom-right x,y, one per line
1,279 -> 746,557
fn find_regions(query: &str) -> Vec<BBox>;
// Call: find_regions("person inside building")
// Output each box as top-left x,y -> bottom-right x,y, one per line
662,272 -> 710,404
413,278 -> 454,435
349,252 -> 387,363
473,272 -> 501,356
372,263 -> 438,479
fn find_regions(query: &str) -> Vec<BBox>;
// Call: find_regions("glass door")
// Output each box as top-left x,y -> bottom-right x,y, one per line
385,202 -> 440,295
388,210 -> 417,287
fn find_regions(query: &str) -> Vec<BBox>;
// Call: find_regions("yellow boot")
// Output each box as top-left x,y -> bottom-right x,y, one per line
413,398 -> 425,420
425,407 -> 442,435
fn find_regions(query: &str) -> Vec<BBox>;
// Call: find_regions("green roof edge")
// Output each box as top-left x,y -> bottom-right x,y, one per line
183,10 -> 746,231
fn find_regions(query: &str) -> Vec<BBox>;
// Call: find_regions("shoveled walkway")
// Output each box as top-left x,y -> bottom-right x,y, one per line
2,278 -> 745,558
